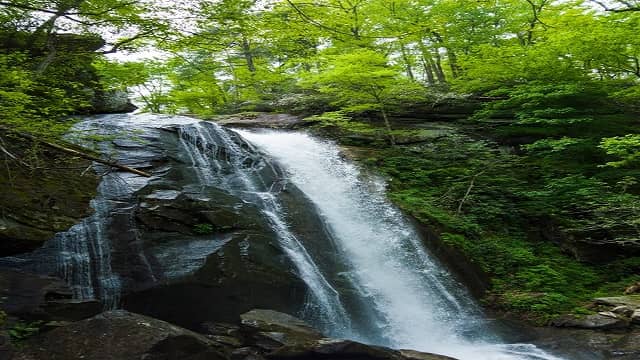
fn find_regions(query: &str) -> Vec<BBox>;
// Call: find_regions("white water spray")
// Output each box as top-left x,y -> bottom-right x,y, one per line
237,130 -> 563,360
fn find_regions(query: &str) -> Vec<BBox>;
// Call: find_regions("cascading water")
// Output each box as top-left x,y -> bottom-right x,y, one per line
236,129 -> 563,360
176,122 -> 352,337
54,172 -> 125,309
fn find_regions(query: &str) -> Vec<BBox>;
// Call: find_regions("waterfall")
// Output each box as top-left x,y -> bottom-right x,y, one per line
53,173 -> 126,309
176,122 -> 352,337
236,129 -> 563,360
0,114 -> 567,359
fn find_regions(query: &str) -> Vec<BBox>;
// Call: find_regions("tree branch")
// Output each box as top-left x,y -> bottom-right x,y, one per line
0,126 -> 151,177
456,170 -> 486,216
100,29 -> 155,54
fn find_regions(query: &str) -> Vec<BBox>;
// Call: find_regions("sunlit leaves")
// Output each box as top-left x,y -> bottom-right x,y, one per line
600,134 -> 640,167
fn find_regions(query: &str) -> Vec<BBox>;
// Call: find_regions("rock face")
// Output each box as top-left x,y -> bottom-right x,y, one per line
239,309 -> 323,349
11,309 -> 455,360
0,114 -> 329,331
594,295 -> 640,309
534,327 -> 640,360
0,134 -> 98,255
632,310 -> 640,325
231,309 -> 456,360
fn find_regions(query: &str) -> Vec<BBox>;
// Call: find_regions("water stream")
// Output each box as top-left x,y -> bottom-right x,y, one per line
236,129 -> 563,360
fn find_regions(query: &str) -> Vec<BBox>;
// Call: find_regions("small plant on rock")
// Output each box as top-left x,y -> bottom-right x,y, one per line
193,223 -> 214,234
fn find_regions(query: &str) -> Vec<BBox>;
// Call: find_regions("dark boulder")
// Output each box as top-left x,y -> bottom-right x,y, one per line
91,90 -> 137,114
13,310 -> 227,360
268,339 -> 455,360
122,231 -> 307,329
236,309 -> 455,360
551,313 -> 630,330
11,309 -> 457,360
0,270 -> 101,322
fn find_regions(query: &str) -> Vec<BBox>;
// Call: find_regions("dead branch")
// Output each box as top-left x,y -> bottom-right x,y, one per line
456,170 -> 486,216
0,135 -> 33,169
0,126 -> 151,177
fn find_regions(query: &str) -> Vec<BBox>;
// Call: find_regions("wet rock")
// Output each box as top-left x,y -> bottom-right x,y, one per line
624,282 -> 640,295
594,295 -> 640,309
631,309 -> 640,324
92,90 -> 137,114
13,310 -> 227,360
400,349 -> 458,360
0,118 -> 311,332
240,309 -> 323,343
213,113 -> 303,129
240,309 -> 321,351
238,310 -> 456,360
534,327 -> 640,360
9,307 -> 458,360
136,189 -> 262,234
0,270 -> 101,322
123,231 -> 307,330
269,338 -> 456,360
612,305 -> 634,318
202,322 -> 243,338
232,347 -> 267,360
551,313 -> 630,330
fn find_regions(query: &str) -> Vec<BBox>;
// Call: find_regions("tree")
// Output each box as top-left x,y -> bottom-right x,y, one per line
302,49 -> 423,145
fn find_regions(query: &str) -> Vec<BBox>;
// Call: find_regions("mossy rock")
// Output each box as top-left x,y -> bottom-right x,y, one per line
0,135 -> 98,255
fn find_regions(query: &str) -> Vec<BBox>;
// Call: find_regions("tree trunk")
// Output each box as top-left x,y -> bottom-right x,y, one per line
241,36 -> 256,73
380,108 -> 396,146
446,47 -> 460,79
421,57 -> 436,86
400,43 -> 415,80
433,50 -> 447,84
418,41 -> 436,85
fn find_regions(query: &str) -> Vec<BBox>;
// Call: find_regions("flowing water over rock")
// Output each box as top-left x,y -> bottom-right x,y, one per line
0,114 -> 575,359
236,130 -> 564,360
0,114 -> 347,332
175,122 -> 350,336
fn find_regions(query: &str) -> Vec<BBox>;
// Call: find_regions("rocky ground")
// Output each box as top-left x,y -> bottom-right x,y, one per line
2,288 -> 453,360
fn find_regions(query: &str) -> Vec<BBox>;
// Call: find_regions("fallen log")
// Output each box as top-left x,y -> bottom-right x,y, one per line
0,125 -> 152,177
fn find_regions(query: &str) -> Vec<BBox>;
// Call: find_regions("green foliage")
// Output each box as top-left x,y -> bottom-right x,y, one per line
304,111 -> 377,134
8,321 -> 42,342
522,137 -> 583,154
472,82 -> 611,126
359,123 -> 640,322
0,52 -> 91,137
600,135 -> 640,167
193,223 -> 214,235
